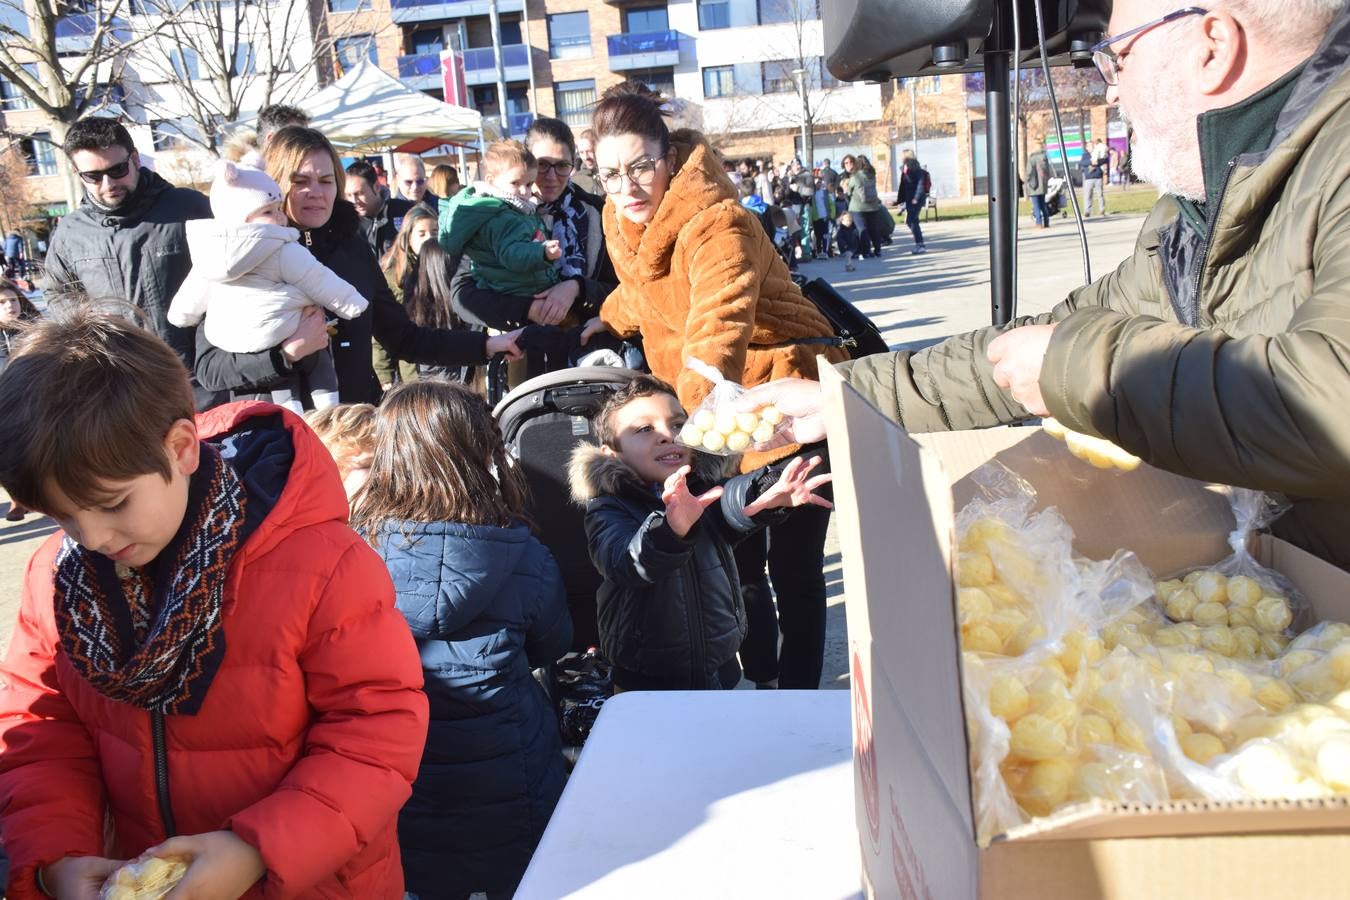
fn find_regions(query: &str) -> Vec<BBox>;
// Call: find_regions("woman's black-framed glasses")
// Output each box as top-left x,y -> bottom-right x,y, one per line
537,160 -> 576,177
598,157 -> 661,194
1091,7 -> 1208,85
77,157 -> 133,184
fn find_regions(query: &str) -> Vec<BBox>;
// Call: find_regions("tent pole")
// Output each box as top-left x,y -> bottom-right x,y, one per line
477,126 -> 486,181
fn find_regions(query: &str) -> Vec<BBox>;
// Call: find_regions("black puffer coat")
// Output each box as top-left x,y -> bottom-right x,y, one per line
569,446 -> 785,690
194,200 -> 488,404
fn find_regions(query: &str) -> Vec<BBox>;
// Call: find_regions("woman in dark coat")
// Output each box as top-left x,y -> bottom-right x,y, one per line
193,126 -> 520,405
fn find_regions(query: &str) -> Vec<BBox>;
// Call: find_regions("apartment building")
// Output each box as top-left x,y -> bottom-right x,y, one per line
1,0 -> 326,227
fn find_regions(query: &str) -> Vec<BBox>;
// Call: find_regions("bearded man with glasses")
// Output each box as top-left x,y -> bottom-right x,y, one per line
755,0 -> 1350,572
42,118 -> 212,373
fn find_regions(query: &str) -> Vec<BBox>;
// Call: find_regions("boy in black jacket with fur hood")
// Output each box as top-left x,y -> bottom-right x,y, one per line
568,375 -> 831,691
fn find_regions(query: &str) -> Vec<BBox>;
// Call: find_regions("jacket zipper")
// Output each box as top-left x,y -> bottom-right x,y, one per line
686,549 -> 707,688
304,229 -> 313,248
151,710 -> 177,838
1188,158 -> 1239,312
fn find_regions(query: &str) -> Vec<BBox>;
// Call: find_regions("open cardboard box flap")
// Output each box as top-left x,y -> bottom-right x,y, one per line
820,363 -> 1350,897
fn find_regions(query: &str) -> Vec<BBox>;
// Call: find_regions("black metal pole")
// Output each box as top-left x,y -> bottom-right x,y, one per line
985,49 -> 1014,326
985,7 -> 1014,327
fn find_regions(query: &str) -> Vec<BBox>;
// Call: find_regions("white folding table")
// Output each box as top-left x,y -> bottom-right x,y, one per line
516,689 -> 862,899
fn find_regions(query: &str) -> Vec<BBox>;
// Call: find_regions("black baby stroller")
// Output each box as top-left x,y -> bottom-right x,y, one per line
494,366 -> 642,651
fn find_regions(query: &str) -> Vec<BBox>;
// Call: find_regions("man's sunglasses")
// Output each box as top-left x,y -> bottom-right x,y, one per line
77,158 -> 133,185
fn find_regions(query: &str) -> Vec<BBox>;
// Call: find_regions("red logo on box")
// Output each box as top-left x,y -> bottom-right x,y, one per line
890,786 -> 933,900
852,647 -> 881,847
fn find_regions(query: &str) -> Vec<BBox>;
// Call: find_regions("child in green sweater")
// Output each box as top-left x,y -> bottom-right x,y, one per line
438,140 -> 562,296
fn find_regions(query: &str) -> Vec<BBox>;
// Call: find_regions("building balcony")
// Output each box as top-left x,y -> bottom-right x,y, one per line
389,0 -> 522,26
397,52 -> 443,92
606,29 -> 683,71
462,43 -> 530,86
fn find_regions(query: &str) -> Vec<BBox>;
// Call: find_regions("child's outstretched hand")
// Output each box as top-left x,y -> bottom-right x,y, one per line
743,455 -> 833,517
144,830 -> 264,900
662,464 -> 725,538
543,239 -> 563,261
486,328 -> 524,361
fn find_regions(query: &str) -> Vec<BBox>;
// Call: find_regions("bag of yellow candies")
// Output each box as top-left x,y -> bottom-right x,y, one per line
100,856 -> 188,900
675,357 -> 789,455
1152,489 -> 1310,661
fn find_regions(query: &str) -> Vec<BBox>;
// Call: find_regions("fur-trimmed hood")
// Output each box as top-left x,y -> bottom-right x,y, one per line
568,442 -> 729,504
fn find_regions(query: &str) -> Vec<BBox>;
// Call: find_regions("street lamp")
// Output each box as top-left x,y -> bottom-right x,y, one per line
792,66 -> 810,167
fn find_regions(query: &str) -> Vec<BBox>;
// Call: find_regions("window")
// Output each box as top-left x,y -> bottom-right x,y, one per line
553,78 -> 596,128
334,35 -> 376,71
902,75 -> 942,94
702,65 -> 734,99
548,12 -> 590,59
499,17 -> 522,45
410,28 -> 444,55
170,47 -> 199,80
0,65 -> 37,110
628,67 -> 674,98
624,6 -> 668,32
21,133 -> 57,177
151,120 -> 181,151
232,41 -> 256,76
757,0 -> 793,25
761,59 -> 796,93
815,56 -> 837,89
697,0 -> 729,29
327,0 -> 363,11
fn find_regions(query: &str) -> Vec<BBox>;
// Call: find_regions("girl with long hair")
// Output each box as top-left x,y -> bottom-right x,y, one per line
351,380 -> 570,900
375,207 -> 440,386
0,277 -> 39,521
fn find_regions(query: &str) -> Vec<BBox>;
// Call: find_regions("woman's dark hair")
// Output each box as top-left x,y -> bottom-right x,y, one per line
350,379 -> 530,540
381,205 -> 437,285
0,278 -> 39,323
406,240 -> 458,330
525,116 -> 577,160
592,80 -> 670,154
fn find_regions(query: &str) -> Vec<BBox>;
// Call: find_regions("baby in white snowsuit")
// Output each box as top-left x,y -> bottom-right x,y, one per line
169,157 -> 368,411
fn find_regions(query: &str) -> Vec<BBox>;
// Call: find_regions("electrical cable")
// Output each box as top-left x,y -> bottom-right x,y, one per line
1031,0 -> 1093,285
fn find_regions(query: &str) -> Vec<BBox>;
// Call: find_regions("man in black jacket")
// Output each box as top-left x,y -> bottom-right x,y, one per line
42,118 -> 212,367
345,160 -> 399,260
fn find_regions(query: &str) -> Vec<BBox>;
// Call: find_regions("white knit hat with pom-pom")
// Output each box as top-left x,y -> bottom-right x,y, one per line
210,154 -> 283,224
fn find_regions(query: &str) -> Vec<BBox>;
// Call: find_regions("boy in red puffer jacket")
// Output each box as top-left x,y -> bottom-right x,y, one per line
0,309 -> 428,899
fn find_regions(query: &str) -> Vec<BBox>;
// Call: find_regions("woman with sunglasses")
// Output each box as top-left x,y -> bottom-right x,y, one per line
452,117 -> 618,334
579,80 -> 849,691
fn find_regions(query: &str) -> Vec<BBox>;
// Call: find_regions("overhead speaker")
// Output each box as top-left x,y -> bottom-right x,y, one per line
824,0 -> 1111,81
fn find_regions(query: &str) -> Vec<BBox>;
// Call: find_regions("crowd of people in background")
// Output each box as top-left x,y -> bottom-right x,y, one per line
0,82 -> 851,899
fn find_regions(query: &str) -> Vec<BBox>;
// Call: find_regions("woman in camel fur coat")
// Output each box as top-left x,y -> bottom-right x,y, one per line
580,81 -> 846,691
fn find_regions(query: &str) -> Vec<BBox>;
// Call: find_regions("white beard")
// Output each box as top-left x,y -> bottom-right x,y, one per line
1118,94 -> 1208,202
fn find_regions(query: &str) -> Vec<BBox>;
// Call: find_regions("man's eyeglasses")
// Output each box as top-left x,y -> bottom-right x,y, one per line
597,157 -> 662,194
536,160 -> 575,177
77,158 -> 133,185
1091,7 -> 1208,85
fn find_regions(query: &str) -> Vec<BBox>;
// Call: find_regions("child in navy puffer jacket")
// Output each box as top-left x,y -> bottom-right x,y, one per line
351,380 -> 571,900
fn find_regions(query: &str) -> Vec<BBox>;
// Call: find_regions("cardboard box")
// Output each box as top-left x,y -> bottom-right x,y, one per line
819,364 -> 1350,900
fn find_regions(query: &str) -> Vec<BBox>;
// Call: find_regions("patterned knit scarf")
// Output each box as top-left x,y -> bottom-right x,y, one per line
54,445 -> 247,715
540,185 -> 588,279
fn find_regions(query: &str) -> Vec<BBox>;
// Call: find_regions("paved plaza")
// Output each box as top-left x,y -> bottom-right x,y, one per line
0,211 -> 1148,686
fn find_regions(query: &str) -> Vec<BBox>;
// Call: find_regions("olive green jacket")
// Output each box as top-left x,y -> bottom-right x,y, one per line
839,16 -> 1350,569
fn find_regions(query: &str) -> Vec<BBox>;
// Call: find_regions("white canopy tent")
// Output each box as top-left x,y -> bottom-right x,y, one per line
300,59 -> 489,153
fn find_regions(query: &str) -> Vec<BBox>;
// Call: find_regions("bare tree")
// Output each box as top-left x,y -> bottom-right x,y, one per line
1012,66 -> 1106,171
131,0 -> 382,155
737,0 -> 842,165
0,0 -> 179,203
0,141 -> 32,233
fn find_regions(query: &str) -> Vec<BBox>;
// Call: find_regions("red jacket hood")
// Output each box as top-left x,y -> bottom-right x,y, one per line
195,401 -> 349,562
